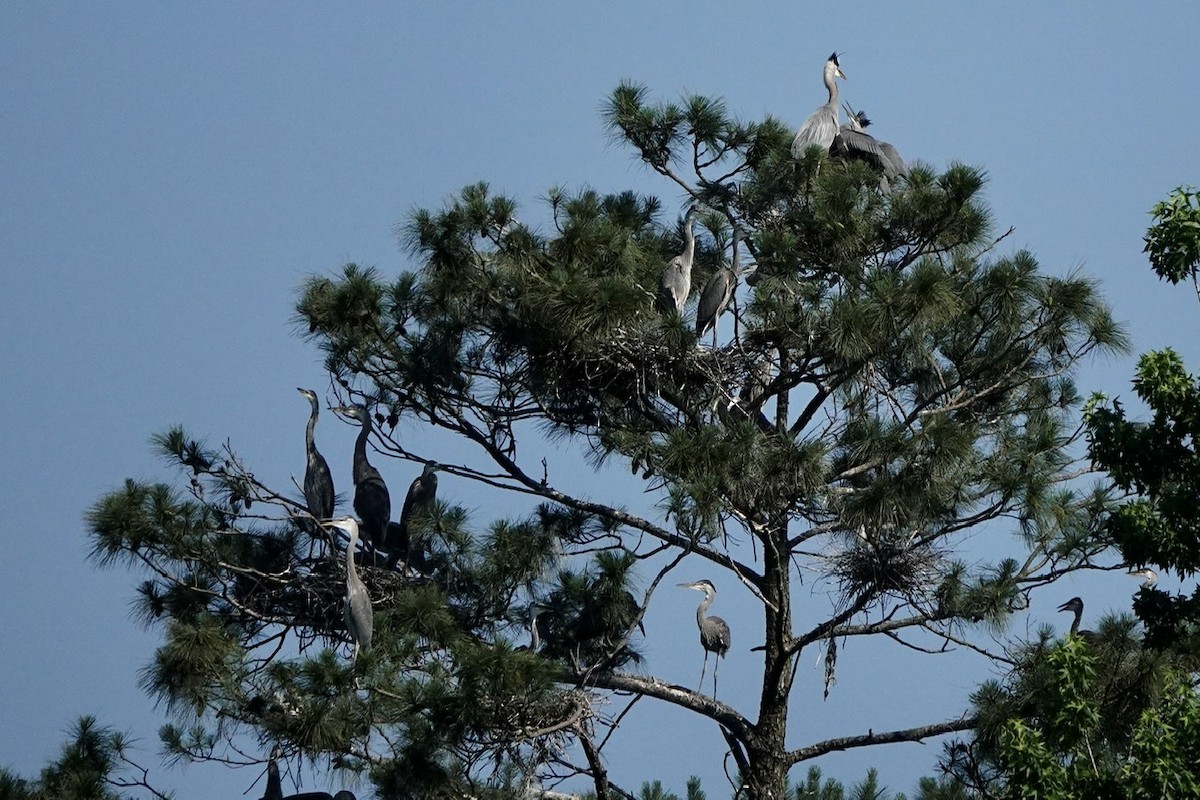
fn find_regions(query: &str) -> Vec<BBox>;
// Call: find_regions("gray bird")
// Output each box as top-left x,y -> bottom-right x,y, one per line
335,405 -> 391,551
695,228 -> 746,343
830,104 -> 906,191
1057,597 -> 1100,645
791,52 -> 847,158
679,580 -> 731,696
657,207 -> 701,317
329,516 -> 373,664
297,389 -> 335,533
388,461 -> 439,569
1127,567 -> 1157,588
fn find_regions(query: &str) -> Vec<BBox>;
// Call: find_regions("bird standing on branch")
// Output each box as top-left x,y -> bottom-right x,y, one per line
679,580 -> 731,696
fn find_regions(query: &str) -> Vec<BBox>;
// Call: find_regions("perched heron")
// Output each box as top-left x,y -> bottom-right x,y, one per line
679,580 -> 731,695
335,406 -> 391,550
1057,597 -> 1100,645
297,388 -> 335,531
264,752 -> 357,800
791,52 -> 847,158
1128,567 -> 1158,588
329,516 -> 373,664
656,206 -> 701,317
830,104 -> 907,191
695,228 -> 749,343
388,461 -> 439,569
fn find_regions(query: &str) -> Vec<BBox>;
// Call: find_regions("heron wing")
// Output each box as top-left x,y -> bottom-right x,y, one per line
878,141 -> 907,177
353,475 -> 391,544
702,615 -> 731,656
695,270 -> 734,337
656,258 -> 689,314
791,106 -> 838,157
345,581 -> 374,649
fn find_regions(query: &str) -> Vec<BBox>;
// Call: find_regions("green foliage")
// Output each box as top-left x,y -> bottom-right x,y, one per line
86,81 -> 1135,798
1143,186 -> 1200,285
0,717 -> 165,800
1086,188 -> 1200,658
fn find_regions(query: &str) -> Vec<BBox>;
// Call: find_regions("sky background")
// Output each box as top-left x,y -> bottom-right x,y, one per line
2,4 -> 1199,798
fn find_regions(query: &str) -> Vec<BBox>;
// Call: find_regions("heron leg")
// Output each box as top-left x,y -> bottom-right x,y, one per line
697,652 -> 709,693
712,655 -> 720,697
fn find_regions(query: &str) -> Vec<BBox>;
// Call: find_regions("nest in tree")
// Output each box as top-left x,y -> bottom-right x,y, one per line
470,689 -> 592,745
535,325 -> 772,432
829,531 -> 946,606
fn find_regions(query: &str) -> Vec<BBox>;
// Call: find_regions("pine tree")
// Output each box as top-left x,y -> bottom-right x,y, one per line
87,82 -> 1127,798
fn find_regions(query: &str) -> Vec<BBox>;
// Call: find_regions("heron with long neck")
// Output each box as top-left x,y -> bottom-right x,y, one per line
329,516 -> 373,664
657,206 -> 701,317
679,580 -> 731,696
297,388 -> 335,533
335,406 -> 391,551
389,460 -> 439,568
791,52 -> 847,158
1057,597 -> 1100,645
695,228 -> 756,344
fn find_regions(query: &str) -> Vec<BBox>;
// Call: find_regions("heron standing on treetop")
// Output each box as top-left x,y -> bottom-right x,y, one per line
791,52 -> 847,158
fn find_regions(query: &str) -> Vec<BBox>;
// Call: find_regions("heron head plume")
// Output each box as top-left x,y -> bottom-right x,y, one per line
827,52 -> 846,80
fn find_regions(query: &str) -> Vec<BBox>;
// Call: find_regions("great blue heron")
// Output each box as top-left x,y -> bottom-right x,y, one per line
264,752 -> 358,800
1128,567 -> 1157,588
297,388 -> 335,532
329,516 -> 373,664
387,461 -> 439,569
656,206 -> 701,317
679,580 -> 731,695
791,52 -> 847,158
335,405 -> 391,551
695,228 -> 749,343
830,104 -> 907,191
1057,597 -> 1100,645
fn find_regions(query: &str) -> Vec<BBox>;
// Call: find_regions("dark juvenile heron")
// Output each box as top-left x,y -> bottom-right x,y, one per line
297,388 -> 335,530
1128,567 -> 1157,588
264,751 -> 358,800
388,460 -> 439,568
329,516 -> 373,664
335,406 -> 391,550
830,104 -> 906,191
791,52 -> 846,158
679,580 -> 731,696
1057,597 -> 1100,645
695,228 -> 750,343
657,206 -> 701,317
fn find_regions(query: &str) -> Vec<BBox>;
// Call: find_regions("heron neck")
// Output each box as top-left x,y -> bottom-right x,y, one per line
353,418 -> 372,482
1070,608 -> 1082,634
306,409 -> 318,453
696,593 -> 713,625
825,66 -> 840,107
346,528 -> 361,581
684,222 -> 696,264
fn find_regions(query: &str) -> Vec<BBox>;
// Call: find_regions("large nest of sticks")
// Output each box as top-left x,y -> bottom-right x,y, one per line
829,530 -> 946,606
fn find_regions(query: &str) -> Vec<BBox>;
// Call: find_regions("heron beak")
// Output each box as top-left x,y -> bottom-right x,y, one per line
1056,601 -> 1071,612
837,68 -> 847,80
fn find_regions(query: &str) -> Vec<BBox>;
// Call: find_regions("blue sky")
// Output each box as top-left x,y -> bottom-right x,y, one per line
2,4 -> 1199,798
